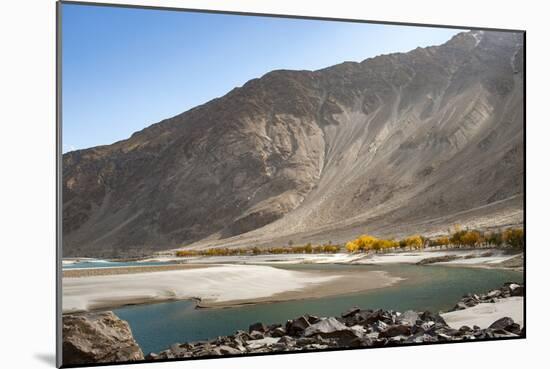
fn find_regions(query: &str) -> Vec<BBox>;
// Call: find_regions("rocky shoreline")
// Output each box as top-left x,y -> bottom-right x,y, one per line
414,251 -> 523,268
62,282 -> 524,365
449,282 -> 524,311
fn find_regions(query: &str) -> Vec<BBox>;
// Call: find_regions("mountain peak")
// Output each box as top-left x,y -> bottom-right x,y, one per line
63,31 -> 524,257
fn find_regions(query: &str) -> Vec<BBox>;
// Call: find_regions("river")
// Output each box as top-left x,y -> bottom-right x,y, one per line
109,263 -> 522,354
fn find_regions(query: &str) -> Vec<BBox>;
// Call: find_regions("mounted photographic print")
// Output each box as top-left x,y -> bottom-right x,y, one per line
57,1 -> 526,367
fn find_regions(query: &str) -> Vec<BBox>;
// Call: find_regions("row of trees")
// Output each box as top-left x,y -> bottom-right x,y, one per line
175,227 -> 524,257
257,244 -> 341,254
441,227 -> 524,249
175,243 -> 342,257
345,234 -> 423,253
344,227 -> 524,254
176,248 -> 249,257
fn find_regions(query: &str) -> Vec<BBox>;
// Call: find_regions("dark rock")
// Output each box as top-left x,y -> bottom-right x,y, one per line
489,317 -> 516,332
374,320 -> 389,332
295,337 -> 317,346
304,317 -> 363,346
453,302 -> 468,310
218,345 -> 242,355
355,337 -> 374,346
416,255 -> 461,265
406,333 -> 439,344
306,314 -> 322,324
271,343 -> 291,351
436,332 -> 452,341
448,283 -> 524,313
204,347 -> 223,356
342,307 -> 361,318
379,325 -> 412,338
311,334 -> 333,345
157,350 -> 175,359
169,343 -> 188,356
249,322 -> 267,333
286,316 -> 311,336
510,285 -> 525,296
487,290 -> 502,298
278,336 -> 295,345
145,353 -> 158,360
234,330 -> 251,341
462,298 -> 478,307
505,323 -> 522,335
370,338 -> 389,347
473,329 -> 485,338
365,309 -> 394,325
309,343 -> 331,350
419,311 -> 448,327
271,327 -> 286,337
341,309 -> 368,326
249,331 -> 264,339
446,328 -> 462,337
489,328 -> 518,338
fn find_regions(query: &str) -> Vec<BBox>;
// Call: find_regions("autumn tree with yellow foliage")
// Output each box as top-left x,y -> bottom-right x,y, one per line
345,234 -> 402,253
404,235 -> 424,249
345,240 -> 359,253
503,228 -> 524,249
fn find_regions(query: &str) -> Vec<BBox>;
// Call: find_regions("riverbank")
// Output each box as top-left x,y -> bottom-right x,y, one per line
63,263 -> 212,278
137,248 -> 522,270
442,297 -> 523,329
62,264 -> 401,313
143,282 -> 524,359
62,282 -> 524,365
62,250 -> 522,313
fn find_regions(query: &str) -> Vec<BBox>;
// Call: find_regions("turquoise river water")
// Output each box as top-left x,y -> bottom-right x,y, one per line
107,263 -> 523,355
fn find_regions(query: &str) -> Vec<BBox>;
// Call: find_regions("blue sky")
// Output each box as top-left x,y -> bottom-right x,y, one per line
62,3 -> 463,152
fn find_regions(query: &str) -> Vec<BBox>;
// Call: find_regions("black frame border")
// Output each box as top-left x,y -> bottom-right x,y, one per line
56,1 -> 527,368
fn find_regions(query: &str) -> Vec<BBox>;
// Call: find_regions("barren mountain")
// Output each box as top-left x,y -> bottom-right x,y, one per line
62,30 -> 524,257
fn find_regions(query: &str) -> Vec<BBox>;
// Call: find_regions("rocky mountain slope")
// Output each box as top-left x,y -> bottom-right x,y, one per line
62,30 -> 524,257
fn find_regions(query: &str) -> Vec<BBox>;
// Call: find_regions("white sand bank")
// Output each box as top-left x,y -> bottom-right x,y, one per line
139,253 -> 364,265
62,258 -> 105,265
142,249 -> 518,267
353,249 -> 518,266
441,297 -> 524,329
62,264 -> 398,313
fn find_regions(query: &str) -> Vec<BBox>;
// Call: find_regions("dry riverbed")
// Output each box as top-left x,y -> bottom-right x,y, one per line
63,263 -> 212,278
141,248 -> 522,270
62,249 -> 522,313
62,263 -> 401,313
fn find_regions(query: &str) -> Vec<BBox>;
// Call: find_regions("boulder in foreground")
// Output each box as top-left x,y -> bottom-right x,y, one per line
62,311 -> 144,365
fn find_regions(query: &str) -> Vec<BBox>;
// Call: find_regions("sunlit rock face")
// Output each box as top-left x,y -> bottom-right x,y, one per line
62,312 -> 144,365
